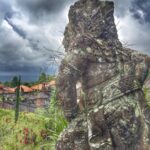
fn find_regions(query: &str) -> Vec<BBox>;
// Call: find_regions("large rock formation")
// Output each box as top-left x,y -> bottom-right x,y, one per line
56,0 -> 150,149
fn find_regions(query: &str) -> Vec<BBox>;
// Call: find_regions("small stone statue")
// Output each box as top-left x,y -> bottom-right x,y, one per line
56,0 -> 150,149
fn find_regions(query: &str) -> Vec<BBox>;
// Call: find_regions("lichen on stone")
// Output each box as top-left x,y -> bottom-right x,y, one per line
56,0 -> 150,149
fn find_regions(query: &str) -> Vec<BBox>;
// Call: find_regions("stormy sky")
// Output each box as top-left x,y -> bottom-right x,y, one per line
0,0 -> 150,81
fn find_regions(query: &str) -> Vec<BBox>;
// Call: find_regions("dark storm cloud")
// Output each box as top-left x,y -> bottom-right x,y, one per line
5,17 -> 27,39
0,21 -> 47,76
130,0 -> 150,24
0,0 -> 150,81
15,0 -> 75,23
0,0 -> 71,81
0,28 -> 40,73
0,0 -> 14,23
4,16 -> 41,51
16,0 -> 70,13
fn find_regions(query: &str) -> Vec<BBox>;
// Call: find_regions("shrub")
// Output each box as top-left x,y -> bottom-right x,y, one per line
36,89 -> 68,150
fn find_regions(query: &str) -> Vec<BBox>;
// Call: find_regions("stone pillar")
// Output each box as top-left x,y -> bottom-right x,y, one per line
56,0 -> 150,149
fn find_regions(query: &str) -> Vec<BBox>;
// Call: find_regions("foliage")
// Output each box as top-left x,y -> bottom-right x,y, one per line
147,69 -> 150,79
0,89 -> 67,150
2,74 -> 56,88
0,109 -> 48,150
0,95 -> 5,102
144,86 -> 150,106
144,69 -> 150,106
47,75 -> 56,82
36,89 -> 68,150
11,76 -> 18,87
4,81 -> 11,87
38,72 -> 47,83
37,72 -> 55,84
23,82 -> 33,87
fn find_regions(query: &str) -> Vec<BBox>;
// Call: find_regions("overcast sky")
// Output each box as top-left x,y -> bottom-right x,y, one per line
0,0 -> 150,81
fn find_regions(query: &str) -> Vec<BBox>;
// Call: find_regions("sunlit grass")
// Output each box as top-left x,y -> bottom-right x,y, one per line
0,89 -> 68,150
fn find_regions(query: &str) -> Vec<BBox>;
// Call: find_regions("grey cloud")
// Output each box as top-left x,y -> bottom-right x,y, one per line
5,17 -> 27,39
0,19 -> 62,77
15,0 -> 75,24
0,0 -> 150,82
0,0 -> 73,81
0,24 -> 45,73
130,0 -> 150,24
0,0 -> 13,23
4,17 -> 41,51
113,0 -> 132,18
16,0 -> 68,13
116,16 -> 150,54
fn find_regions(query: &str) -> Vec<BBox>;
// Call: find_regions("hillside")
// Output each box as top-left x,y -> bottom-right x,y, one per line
0,91 -> 68,150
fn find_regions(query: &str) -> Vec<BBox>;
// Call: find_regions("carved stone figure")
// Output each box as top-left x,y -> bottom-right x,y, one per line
56,0 -> 150,149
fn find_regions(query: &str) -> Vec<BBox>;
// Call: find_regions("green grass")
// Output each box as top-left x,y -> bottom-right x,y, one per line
144,87 -> 150,106
35,89 -> 68,150
0,109 -> 49,150
0,90 -> 68,150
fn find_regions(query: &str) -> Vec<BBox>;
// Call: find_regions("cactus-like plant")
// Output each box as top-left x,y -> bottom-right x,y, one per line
15,76 -> 21,123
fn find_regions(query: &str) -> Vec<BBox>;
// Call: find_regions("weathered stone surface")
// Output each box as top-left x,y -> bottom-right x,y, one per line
56,0 -> 150,149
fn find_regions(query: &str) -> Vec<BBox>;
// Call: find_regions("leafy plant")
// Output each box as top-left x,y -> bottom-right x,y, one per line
144,86 -> 150,106
36,89 -> 68,150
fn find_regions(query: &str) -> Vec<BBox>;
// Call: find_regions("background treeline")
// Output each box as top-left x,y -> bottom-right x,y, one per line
0,72 -> 55,87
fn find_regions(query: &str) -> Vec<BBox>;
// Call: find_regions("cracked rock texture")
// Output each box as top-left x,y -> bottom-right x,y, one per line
56,0 -> 150,149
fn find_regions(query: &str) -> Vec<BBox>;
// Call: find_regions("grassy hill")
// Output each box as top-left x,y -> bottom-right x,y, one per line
0,90 -> 67,150
0,109 -> 48,150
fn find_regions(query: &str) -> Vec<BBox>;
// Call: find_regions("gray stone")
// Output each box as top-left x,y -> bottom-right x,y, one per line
56,0 -> 150,149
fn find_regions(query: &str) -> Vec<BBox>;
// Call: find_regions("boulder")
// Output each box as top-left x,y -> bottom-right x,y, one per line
56,0 -> 150,149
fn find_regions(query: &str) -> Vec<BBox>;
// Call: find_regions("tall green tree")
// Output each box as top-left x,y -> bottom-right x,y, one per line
11,76 -> 18,87
38,72 -> 47,83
